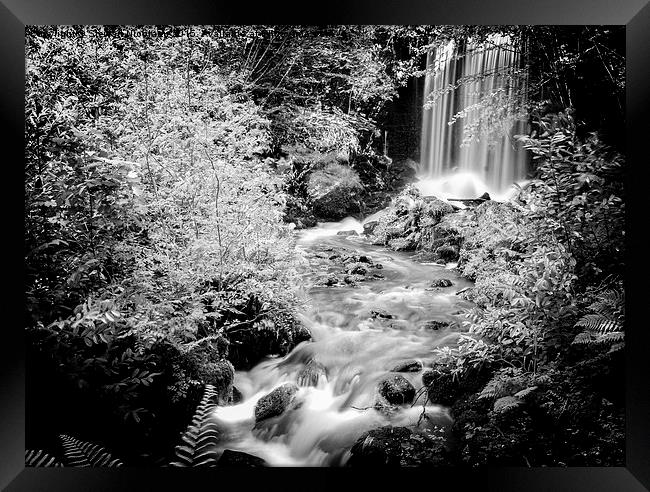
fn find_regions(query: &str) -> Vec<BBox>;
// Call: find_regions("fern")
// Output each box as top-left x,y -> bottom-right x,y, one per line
59,435 -> 123,467
572,287 -> 624,346
479,367 -> 529,400
25,449 -> 63,467
170,384 -> 222,467
493,395 -> 522,414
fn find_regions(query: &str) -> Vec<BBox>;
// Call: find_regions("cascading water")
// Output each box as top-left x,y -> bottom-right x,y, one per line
209,218 -> 475,466
418,34 -> 529,199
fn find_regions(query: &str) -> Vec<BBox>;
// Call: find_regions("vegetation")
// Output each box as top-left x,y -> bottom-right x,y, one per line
25,25 -> 625,467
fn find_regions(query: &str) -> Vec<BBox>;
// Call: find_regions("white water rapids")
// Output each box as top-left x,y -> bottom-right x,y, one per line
210,217 -> 475,466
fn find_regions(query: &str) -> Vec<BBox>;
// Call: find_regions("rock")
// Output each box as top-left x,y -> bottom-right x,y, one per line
435,245 -> 459,262
230,386 -> 243,404
373,263 -> 383,269
370,309 -> 395,319
317,275 -> 339,287
343,275 -> 355,285
348,426 -> 450,467
378,374 -> 416,405
422,369 -> 461,406
391,360 -> 423,373
308,164 -> 364,220
363,221 -> 379,235
254,383 -> 300,422
336,230 -> 358,236
387,237 -> 412,251
297,359 -> 328,387
346,263 -> 368,275
420,320 -> 451,331
218,449 -> 267,467
430,278 -> 453,288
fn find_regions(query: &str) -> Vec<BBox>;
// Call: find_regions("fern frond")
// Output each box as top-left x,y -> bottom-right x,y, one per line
25,449 -> 63,467
59,435 -> 123,467
170,384 -> 222,467
595,331 -> 625,344
493,396 -> 522,414
513,386 -> 538,399
572,331 -> 594,344
575,314 -> 621,334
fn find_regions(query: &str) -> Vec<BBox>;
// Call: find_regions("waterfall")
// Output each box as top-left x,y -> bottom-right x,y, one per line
418,34 -> 528,198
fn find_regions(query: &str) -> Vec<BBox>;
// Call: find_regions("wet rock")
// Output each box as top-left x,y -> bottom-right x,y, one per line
230,386 -> 243,404
391,360 -> 423,373
363,221 -> 379,235
371,273 -> 385,280
378,374 -> 416,405
218,449 -> 267,467
420,320 -> 451,331
435,245 -> 459,262
343,275 -> 356,285
422,369 -> 457,406
346,263 -> 369,275
254,383 -> 300,422
370,309 -> 395,319
348,426 -> 450,467
317,275 -> 339,287
336,230 -> 358,236
297,359 -> 328,387
373,263 -> 384,269
430,278 -> 453,288
388,236 -> 415,251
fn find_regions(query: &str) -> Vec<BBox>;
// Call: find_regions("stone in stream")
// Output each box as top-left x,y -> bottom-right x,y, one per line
377,374 -> 416,405
297,359 -> 328,387
230,386 -> 243,405
419,319 -> 451,331
218,449 -> 267,467
254,383 -> 299,422
429,278 -> 453,288
363,220 -> 379,236
336,230 -> 358,236
391,360 -> 423,373
346,263 -> 369,275
373,263 -> 384,269
370,309 -> 395,319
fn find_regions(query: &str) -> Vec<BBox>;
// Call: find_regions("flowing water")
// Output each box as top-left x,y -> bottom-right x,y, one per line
211,217 -> 474,466
418,34 -> 529,198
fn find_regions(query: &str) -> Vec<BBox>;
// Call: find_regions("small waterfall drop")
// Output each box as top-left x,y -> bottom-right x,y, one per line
418,34 -> 528,198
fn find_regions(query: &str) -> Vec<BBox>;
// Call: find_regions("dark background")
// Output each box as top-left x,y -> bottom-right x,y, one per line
2,0 -> 649,490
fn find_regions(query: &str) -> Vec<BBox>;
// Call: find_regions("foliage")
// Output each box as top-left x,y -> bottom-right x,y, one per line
517,110 -> 625,282
26,435 -> 123,467
170,384 -> 222,467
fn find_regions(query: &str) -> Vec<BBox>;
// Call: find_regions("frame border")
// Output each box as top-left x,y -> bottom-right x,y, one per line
3,1 -> 649,490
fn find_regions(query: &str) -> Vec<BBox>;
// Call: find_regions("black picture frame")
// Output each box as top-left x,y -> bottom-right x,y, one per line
2,1 -> 648,490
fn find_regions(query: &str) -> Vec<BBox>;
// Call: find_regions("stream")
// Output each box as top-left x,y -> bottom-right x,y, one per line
212,216 -> 475,466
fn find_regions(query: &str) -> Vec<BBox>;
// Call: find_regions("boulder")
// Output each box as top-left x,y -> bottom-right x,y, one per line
308,164 -> 364,220
391,360 -> 423,373
297,359 -> 328,387
430,278 -> 453,288
363,221 -> 379,235
435,245 -> 459,262
254,383 -> 300,422
378,374 -> 416,405
218,449 -> 267,467
347,426 -> 450,467
336,230 -> 358,236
